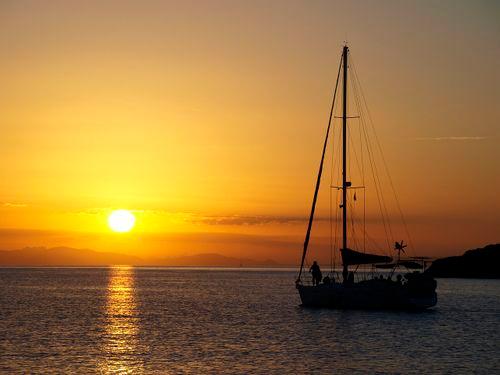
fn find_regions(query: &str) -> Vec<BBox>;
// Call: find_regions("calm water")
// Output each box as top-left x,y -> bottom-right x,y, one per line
1,268 -> 499,374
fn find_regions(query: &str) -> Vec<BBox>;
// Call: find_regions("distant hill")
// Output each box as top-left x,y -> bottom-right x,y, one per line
0,247 -> 144,266
0,247 -> 280,267
425,244 -> 500,278
157,253 -> 279,267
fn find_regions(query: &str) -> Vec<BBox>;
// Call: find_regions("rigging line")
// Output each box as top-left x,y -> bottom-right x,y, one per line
350,196 -> 362,252
331,160 -> 338,273
330,180 -> 334,272
350,69 -> 393,252
361,222 -> 384,249
346,76 -> 367,253
360,227 -> 384,253
332,158 -> 342,263
349,62 -> 396,253
333,163 -> 341,266
297,53 -> 343,282
361,97 -> 395,253
350,57 -> 395,245
360,101 -> 395,249
363,101 -> 392,254
365,234 -> 382,253
350,201 -> 361,254
329,107 -> 339,274
332,115 -> 342,252
348,192 -> 356,235
329,117 -> 337,273
363,176 -> 366,252
345,68 -> 364,178
347,125 -> 363,183
350,55 -> 414,253
329,130 -> 333,273
330,187 -> 333,273
329,126 -> 339,274
347,197 -> 359,251
359,87 -> 366,253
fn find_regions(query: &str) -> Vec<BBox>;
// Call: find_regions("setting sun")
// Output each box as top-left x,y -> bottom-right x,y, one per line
108,210 -> 136,233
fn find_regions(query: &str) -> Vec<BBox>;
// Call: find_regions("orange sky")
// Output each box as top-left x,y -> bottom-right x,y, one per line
0,1 -> 498,263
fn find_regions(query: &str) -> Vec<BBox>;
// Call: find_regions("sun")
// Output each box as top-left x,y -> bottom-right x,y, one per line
108,210 -> 136,233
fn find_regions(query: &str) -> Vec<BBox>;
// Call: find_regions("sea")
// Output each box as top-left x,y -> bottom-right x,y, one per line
1,267 -> 499,374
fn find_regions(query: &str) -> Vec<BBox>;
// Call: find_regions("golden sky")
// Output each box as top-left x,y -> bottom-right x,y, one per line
0,0 -> 498,262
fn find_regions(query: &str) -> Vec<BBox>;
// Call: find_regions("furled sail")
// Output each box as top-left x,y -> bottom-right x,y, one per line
341,248 -> 392,266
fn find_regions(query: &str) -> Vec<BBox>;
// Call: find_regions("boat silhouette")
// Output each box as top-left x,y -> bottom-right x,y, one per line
295,45 -> 437,310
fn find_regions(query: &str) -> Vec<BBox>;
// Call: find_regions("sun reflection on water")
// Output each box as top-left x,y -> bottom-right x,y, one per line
100,266 -> 143,374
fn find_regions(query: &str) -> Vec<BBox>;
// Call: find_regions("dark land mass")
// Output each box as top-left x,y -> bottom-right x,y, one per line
0,247 -> 280,267
425,244 -> 500,278
157,253 -> 279,267
0,247 -> 143,266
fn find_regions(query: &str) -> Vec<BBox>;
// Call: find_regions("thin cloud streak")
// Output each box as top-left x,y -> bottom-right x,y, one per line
191,215 -> 310,226
1,202 -> 28,208
414,136 -> 487,141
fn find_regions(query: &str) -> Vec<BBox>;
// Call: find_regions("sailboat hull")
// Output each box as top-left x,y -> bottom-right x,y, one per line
297,280 -> 437,310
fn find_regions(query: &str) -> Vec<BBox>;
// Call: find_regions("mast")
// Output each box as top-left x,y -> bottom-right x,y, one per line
342,45 -> 349,282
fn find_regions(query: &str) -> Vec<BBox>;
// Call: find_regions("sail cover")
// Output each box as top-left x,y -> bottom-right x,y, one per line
341,248 -> 392,266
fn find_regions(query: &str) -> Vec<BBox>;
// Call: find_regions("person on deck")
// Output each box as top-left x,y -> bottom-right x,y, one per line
309,261 -> 322,286
396,274 -> 403,285
348,271 -> 355,285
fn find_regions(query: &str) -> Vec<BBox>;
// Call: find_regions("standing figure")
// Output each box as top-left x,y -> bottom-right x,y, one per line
309,261 -> 322,286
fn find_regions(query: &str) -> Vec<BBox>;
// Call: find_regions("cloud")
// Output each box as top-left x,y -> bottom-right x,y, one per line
194,215 -> 301,225
414,136 -> 487,141
191,214 -> 330,226
1,202 -> 27,208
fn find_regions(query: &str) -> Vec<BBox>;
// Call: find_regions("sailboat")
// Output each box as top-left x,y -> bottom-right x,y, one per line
295,45 -> 437,310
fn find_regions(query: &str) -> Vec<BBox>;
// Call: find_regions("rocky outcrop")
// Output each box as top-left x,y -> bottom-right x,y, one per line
425,244 -> 500,278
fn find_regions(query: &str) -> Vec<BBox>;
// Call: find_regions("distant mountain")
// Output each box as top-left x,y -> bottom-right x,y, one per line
157,253 -> 279,267
0,247 -> 144,266
425,244 -> 500,278
0,247 -> 280,267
